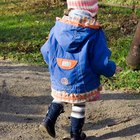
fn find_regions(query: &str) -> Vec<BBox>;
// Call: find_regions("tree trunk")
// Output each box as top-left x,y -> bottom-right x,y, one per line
126,20 -> 140,70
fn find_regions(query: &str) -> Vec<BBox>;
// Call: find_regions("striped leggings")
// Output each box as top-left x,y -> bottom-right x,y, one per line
52,99 -> 86,118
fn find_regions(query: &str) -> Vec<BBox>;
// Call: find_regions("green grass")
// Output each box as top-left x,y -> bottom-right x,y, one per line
0,0 -> 140,92
0,0 -> 65,64
99,0 -> 140,6
97,5 -> 140,92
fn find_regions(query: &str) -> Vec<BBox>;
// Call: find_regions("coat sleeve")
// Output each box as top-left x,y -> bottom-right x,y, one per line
40,40 -> 50,64
90,30 -> 116,77
40,27 -> 54,65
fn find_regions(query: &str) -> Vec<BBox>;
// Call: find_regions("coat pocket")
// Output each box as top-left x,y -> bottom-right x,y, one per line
52,58 -> 78,86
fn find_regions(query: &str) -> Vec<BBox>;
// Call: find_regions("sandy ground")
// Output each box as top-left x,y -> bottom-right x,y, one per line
0,59 -> 140,140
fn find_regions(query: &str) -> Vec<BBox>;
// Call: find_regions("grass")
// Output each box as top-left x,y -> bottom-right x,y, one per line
0,0 -> 140,92
100,0 -> 140,6
0,0 -> 65,64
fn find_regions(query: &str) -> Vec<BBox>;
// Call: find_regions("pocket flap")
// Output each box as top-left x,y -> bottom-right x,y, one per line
56,58 -> 78,70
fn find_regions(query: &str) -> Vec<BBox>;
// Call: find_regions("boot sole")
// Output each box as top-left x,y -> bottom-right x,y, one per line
39,124 -> 55,138
70,132 -> 87,140
63,138 -> 71,140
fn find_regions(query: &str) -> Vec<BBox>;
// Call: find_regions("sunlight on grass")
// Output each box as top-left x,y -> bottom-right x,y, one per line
0,0 -> 65,64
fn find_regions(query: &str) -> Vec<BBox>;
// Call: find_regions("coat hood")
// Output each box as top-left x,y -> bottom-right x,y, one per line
53,20 -> 96,53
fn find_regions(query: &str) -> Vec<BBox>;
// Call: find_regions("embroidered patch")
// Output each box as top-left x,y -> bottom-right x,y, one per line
61,77 -> 69,85
62,61 -> 71,67
57,58 -> 78,70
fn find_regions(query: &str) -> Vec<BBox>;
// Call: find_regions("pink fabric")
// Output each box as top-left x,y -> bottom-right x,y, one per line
67,0 -> 98,17
51,88 -> 101,103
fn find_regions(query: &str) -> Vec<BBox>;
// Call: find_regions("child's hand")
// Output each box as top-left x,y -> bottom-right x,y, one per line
115,66 -> 123,73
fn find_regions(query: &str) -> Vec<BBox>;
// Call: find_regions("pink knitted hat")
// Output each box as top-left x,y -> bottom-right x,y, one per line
67,0 -> 98,17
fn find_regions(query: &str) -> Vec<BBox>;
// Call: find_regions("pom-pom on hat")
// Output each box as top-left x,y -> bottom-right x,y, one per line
67,0 -> 98,17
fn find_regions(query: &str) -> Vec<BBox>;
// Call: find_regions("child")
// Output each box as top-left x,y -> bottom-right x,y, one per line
39,0 -> 117,139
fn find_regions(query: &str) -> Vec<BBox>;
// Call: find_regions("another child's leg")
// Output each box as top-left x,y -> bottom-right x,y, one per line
70,102 -> 86,140
39,99 -> 64,138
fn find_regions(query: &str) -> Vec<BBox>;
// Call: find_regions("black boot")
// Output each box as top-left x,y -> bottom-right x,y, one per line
70,117 -> 86,140
39,102 -> 64,138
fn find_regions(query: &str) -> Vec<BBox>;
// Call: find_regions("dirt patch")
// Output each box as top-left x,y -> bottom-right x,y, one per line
0,59 -> 140,140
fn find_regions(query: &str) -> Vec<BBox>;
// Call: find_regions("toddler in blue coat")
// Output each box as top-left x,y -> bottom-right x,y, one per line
39,0 -> 119,139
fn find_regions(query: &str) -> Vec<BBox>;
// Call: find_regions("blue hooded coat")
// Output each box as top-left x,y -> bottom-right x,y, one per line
41,18 -> 116,94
